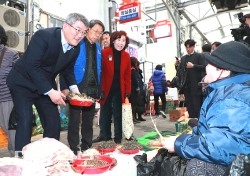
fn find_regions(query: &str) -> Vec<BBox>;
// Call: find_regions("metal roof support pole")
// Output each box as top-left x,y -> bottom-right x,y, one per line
179,9 -> 210,44
161,0 -> 179,28
161,0 -> 181,57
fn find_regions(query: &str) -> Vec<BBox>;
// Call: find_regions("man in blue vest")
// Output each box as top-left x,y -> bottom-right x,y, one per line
60,20 -> 104,154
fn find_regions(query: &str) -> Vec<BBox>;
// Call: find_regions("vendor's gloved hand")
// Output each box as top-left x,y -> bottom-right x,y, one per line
161,136 -> 178,153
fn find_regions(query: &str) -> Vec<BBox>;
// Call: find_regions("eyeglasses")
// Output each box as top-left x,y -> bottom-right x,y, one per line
90,28 -> 103,36
67,23 -> 87,36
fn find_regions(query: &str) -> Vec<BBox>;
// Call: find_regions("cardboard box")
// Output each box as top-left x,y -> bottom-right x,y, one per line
169,109 -> 182,122
176,107 -> 187,116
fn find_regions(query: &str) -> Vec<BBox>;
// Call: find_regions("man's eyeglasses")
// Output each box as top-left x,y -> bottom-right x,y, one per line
90,28 -> 103,36
67,23 -> 87,36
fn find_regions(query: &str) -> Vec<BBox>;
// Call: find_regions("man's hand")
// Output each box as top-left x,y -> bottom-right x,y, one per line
61,89 -> 70,97
48,89 -> 66,106
186,62 -> 194,68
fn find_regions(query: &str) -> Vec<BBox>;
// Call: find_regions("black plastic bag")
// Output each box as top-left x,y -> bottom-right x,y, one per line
8,107 -> 37,130
135,148 -> 188,176
160,153 -> 188,176
8,108 -> 18,130
176,64 -> 188,94
134,148 -> 170,176
224,154 -> 250,176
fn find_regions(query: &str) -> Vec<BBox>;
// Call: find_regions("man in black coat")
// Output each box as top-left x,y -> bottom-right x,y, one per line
7,13 -> 89,152
179,39 -> 206,119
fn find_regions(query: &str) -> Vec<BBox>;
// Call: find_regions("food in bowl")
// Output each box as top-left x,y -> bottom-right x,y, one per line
95,141 -> 117,154
118,141 -> 142,154
68,93 -> 94,102
68,93 -> 94,107
72,155 -> 116,174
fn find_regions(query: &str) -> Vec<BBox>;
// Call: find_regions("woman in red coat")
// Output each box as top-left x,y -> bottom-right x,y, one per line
99,31 -> 131,144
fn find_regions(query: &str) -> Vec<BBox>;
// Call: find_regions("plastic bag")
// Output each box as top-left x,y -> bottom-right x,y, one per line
224,154 -> 250,176
59,105 -> 69,131
160,153 -> 187,176
8,108 -> 18,130
122,98 -> 134,139
135,148 -> 169,176
135,148 -> 188,176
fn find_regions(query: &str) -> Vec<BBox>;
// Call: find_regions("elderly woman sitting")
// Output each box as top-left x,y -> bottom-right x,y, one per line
162,41 -> 250,176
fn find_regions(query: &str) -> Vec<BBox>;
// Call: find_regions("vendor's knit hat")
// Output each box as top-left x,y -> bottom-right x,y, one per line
204,41 -> 250,73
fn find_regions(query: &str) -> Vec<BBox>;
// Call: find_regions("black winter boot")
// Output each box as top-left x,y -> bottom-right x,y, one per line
137,113 -> 146,121
133,113 -> 140,124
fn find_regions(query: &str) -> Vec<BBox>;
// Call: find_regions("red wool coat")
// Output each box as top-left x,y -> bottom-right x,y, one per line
99,47 -> 131,105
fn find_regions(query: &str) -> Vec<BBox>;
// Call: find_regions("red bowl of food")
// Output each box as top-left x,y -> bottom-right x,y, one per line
69,99 -> 93,107
118,142 -> 142,155
97,147 -> 116,154
71,155 -> 116,174
119,148 -> 141,154
94,141 -> 117,155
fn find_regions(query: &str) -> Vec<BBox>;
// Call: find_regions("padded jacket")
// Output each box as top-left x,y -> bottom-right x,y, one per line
175,74 -> 250,166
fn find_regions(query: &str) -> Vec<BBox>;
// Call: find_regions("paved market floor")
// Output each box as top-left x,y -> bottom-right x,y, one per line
0,114 -> 176,158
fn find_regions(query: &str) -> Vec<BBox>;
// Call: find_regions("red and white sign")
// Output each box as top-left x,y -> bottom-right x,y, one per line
119,2 -> 141,24
153,20 -> 172,39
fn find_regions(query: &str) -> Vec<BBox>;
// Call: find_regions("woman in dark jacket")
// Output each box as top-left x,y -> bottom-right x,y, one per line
129,57 -> 146,123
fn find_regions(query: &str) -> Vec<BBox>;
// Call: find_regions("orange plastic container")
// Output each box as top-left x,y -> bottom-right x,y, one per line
0,127 -> 8,148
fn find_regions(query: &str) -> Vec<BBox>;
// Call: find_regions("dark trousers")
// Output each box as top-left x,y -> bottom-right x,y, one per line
185,158 -> 227,176
9,86 -> 60,151
67,104 -> 95,151
154,94 -> 166,115
99,90 -> 122,141
184,90 -> 203,119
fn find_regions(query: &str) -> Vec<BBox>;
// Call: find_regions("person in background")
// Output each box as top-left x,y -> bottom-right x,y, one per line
211,41 -> 221,52
60,20 -> 104,154
101,31 -> 110,49
200,43 -> 211,90
178,39 -> 206,119
136,60 -> 147,121
244,13 -> 250,27
7,13 -> 89,153
201,43 -> 211,53
130,57 -> 146,123
162,41 -> 250,176
0,25 -> 20,156
92,31 -> 111,143
150,64 -> 168,118
167,80 -> 172,88
99,30 -> 131,144
171,57 -> 181,89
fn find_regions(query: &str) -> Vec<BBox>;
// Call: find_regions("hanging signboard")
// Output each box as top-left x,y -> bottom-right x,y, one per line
126,45 -> 138,58
153,20 -> 172,39
119,2 -> 141,24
